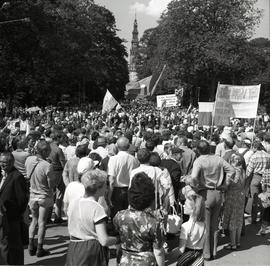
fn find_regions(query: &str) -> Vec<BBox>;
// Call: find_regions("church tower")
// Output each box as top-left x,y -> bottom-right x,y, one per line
129,15 -> 139,82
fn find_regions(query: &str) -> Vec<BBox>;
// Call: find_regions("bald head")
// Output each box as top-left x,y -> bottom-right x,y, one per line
117,137 -> 130,151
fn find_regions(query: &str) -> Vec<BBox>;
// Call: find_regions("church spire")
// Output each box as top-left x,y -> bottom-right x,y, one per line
132,12 -> 138,43
129,14 -> 139,81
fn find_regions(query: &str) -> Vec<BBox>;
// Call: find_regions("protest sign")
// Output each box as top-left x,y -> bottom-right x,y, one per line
156,94 -> 178,108
213,84 -> 261,126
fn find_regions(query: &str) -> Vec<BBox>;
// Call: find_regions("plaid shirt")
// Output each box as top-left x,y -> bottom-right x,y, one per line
246,150 -> 270,177
261,169 -> 270,187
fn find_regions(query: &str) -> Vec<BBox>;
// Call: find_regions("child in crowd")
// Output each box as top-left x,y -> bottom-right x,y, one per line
174,192 -> 206,266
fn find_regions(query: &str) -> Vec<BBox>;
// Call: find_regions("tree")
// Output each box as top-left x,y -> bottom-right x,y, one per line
0,0 -> 128,108
138,0 -> 262,104
244,38 -> 270,112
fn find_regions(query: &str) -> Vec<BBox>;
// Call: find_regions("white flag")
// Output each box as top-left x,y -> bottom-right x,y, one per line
198,102 -> 215,126
102,90 -> 118,114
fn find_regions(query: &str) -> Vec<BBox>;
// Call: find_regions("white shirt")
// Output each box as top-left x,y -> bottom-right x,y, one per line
63,181 -> 108,215
107,151 -> 139,187
63,181 -> 85,209
238,148 -> 254,165
180,218 -> 206,250
130,164 -> 175,205
68,198 -> 107,240
65,145 -> 76,161
90,146 -> 108,159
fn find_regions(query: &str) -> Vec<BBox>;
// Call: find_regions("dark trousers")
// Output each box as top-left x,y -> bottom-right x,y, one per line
7,220 -> 24,265
199,190 -> 222,259
111,187 -> 128,218
250,174 -> 263,223
0,214 -> 8,265
48,170 -> 65,220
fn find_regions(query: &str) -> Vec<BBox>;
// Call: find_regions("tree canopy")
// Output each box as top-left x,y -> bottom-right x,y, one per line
137,0 -> 267,105
0,0 -> 129,108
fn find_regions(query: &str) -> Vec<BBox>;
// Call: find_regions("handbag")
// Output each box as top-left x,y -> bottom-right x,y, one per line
167,205 -> 183,234
258,191 -> 270,208
154,168 -> 183,234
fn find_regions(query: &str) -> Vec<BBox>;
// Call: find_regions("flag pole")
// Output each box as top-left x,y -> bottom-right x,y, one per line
252,117 -> 256,143
251,84 -> 261,144
150,64 -> 166,96
211,82 -> 220,139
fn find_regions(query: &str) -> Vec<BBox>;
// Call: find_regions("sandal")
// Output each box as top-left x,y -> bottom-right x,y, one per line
224,244 -> 237,250
236,243 -> 241,248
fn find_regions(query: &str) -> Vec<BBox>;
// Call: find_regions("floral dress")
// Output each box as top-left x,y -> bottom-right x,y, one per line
223,166 -> 246,230
113,207 -> 165,266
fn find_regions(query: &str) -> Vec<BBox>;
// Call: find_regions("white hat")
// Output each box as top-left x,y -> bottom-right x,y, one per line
243,138 -> 252,145
77,157 -> 95,175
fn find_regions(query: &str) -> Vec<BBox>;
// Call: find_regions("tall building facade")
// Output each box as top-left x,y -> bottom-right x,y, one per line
129,16 -> 139,82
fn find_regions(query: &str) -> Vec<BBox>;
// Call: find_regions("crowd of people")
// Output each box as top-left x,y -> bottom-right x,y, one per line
0,100 -> 269,265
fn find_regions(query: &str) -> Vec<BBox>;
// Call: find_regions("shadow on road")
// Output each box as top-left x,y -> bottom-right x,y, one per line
27,254 -> 67,265
45,234 -> 69,244
165,222 -> 270,264
215,223 -> 270,260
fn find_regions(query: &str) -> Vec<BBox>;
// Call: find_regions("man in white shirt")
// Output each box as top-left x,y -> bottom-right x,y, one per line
130,148 -> 175,206
107,137 -> 139,217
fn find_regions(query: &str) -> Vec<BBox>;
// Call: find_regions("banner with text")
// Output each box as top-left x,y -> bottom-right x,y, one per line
156,94 -> 178,108
214,84 -> 261,126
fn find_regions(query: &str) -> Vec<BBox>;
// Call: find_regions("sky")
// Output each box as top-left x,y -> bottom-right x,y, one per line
95,0 -> 270,55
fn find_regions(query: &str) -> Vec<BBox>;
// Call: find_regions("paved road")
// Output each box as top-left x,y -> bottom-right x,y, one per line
24,218 -> 270,266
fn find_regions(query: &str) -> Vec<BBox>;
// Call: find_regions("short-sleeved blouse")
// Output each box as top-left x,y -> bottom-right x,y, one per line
113,208 -> 164,252
68,198 -> 107,240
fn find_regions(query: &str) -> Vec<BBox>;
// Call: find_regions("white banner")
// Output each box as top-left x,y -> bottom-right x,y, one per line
198,102 -> 214,113
214,84 -> 261,125
156,94 -> 178,108
102,90 -> 118,114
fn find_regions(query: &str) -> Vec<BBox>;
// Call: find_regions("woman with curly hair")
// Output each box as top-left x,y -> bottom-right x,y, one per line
113,172 -> 165,266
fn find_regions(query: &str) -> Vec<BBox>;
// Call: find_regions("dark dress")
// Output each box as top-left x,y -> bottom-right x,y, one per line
113,207 -> 164,266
